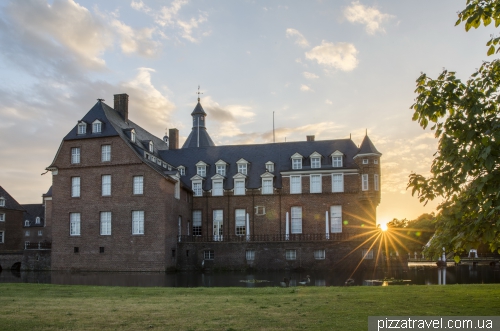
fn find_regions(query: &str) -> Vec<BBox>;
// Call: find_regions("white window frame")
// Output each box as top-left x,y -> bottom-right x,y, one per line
238,163 -> 247,175
332,174 -> 344,193
192,210 -> 202,236
0,231 -> 4,243
192,181 -> 202,197
178,166 -> 185,176
216,165 -> 226,176
374,174 -> 379,191
255,206 -> 266,215
234,179 -> 245,195
25,230 -> 30,237
204,250 -> 214,260
363,159 -> 369,164
102,175 -> 111,196
77,122 -> 86,135
374,159 -> 379,164
197,166 -> 206,177
362,174 -> 369,191
212,180 -> 223,196
149,141 -> 154,153
100,211 -> 112,236
262,179 -> 273,194
71,147 -> 80,164
266,162 -> 274,172
70,213 -> 81,236
0,213 -> 4,222
290,175 -> 302,194
92,120 -> 102,133
213,210 -> 223,241
330,206 -> 342,233
332,156 -> 342,167
235,209 -> 246,235
24,220 -> 30,227
362,249 -> 374,259
71,177 -> 80,198
291,206 -> 302,234
310,174 -> 322,193
35,217 -> 40,224
286,249 -> 297,260
131,130 -> 136,143
246,250 -> 255,261
292,158 -> 302,170
101,145 -> 111,162
133,176 -> 144,195
0,198 -> 4,207
175,180 -> 180,200
38,230 -> 42,236
311,157 -> 321,169
314,249 -> 326,260
132,210 -> 144,235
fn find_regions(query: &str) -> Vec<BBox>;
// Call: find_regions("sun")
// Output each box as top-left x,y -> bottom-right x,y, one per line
380,223 -> 388,231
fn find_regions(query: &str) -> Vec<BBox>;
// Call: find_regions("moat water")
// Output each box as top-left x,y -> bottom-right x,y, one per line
1,264 -> 500,287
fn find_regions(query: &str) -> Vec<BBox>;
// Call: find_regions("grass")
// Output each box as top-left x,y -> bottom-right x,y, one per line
0,284 -> 499,330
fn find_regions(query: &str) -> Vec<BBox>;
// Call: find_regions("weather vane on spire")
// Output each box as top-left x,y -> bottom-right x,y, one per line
196,85 -> 203,102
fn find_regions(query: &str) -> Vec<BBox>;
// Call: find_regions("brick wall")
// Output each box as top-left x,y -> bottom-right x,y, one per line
0,208 -> 24,252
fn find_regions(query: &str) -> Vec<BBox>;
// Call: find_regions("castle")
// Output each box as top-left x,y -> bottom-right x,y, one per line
1,93 -> 382,272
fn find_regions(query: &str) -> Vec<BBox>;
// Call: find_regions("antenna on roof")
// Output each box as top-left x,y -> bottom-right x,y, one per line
196,85 -> 203,102
97,98 -> 105,102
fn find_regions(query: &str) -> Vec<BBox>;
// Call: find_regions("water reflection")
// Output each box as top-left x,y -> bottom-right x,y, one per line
1,264 -> 499,287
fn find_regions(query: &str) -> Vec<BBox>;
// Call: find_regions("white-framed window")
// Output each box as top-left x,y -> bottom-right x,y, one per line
235,209 -> 246,235
246,250 -> 255,261
266,162 -> 274,172
197,166 -> 206,177
204,250 -> 214,260
374,159 -> 379,164
132,210 -> 144,235
311,157 -> 321,169
216,165 -> 226,176
238,163 -> 247,175
25,230 -> 30,237
71,177 -> 80,197
35,217 -> 40,224
374,174 -> 379,191
92,120 -> 102,133
330,206 -> 342,233
149,141 -> 154,153
100,211 -> 111,235
133,176 -> 144,195
77,122 -> 86,135
0,231 -> 4,243
101,145 -> 111,162
38,230 -> 42,236
0,213 -> 4,222
255,206 -> 266,215
332,156 -> 342,167
292,158 -> 302,170
178,166 -> 185,176
175,180 -> 180,200
213,209 -> 223,241
71,147 -> 80,164
314,249 -> 326,260
290,175 -> 301,194
70,212 -> 81,236
291,206 -> 302,234
0,197 -> 4,207
363,159 -> 368,164
24,220 -> 29,226
310,174 -> 321,193
332,174 -> 344,193
234,180 -> 245,195
286,249 -> 297,260
131,130 -> 136,143
212,181 -> 223,196
192,210 -> 202,236
192,181 -> 202,197
102,175 -> 111,196
362,174 -> 369,191
362,249 -> 374,259
262,179 -> 273,194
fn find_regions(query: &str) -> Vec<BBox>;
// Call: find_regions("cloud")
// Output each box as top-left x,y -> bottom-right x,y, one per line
305,41 -> 358,71
286,28 -> 309,48
131,0 -> 209,43
300,84 -> 313,92
325,99 -> 333,105
303,72 -> 319,80
343,1 -> 394,35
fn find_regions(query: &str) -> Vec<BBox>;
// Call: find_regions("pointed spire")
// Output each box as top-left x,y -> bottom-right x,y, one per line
357,135 -> 381,156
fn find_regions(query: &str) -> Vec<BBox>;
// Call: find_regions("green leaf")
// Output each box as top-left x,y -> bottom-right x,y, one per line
454,255 -> 461,263
488,45 -> 495,55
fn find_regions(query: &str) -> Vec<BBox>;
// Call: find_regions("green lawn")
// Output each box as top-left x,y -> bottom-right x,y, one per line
1,284 -> 499,330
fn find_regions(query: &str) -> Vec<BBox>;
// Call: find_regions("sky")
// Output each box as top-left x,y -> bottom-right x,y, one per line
0,0 -> 495,224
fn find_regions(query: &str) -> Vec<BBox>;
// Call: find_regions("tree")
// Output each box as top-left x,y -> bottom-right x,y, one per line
408,0 -> 500,258
387,213 -> 436,253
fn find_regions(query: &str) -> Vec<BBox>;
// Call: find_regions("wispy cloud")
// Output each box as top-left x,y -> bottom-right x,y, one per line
343,1 -> 394,35
286,28 -> 309,48
305,41 -> 358,71
300,84 -> 313,92
303,71 -> 319,80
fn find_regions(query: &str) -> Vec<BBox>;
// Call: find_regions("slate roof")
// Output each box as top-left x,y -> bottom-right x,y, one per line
43,186 -> 52,198
22,204 -> 44,227
191,101 -> 207,116
357,135 -> 382,156
0,186 -> 24,211
182,126 -> 216,149
160,138 -> 361,191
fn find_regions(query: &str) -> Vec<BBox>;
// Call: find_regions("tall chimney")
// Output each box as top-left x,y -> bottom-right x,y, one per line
169,128 -> 179,150
114,93 -> 129,122
307,135 -> 315,142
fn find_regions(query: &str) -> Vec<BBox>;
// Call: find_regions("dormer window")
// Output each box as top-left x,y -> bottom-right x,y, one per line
35,217 -> 40,224
190,175 -> 204,197
265,161 -> 274,172
236,158 -> 249,175
212,174 -> 225,196
178,166 -> 185,176
215,160 -> 227,176
25,220 -> 30,227
291,153 -> 303,170
331,150 -> 344,167
149,141 -> 154,153
77,122 -> 87,135
233,173 -> 247,195
92,120 -> 102,133
131,130 -> 136,143
310,152 -> 322,169
0,197 -> 5,207
261,172 -> 275,195
196,161 -> 208,177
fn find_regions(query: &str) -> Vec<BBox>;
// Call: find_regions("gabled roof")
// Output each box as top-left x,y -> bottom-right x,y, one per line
22,204 -> 44,227
356,135 -> 381,156
0,186 -> 24,211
